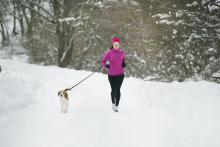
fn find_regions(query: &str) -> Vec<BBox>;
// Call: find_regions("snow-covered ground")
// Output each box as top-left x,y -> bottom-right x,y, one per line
0,58 -> 220,147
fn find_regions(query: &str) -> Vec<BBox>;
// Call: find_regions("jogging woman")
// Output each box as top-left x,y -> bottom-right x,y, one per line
102,37 -> 126,112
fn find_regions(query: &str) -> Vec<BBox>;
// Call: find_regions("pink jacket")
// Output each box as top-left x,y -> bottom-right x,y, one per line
102,48 -> 126,76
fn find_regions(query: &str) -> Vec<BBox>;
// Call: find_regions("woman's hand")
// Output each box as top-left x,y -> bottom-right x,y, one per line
101,67 -> 108,74
122,59 -> 126,68
105,64 -> 110,69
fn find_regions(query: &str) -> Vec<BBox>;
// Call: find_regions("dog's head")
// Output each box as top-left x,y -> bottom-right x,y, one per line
58,89 -> 69,100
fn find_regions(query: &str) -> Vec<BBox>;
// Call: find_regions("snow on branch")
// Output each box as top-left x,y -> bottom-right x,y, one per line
186,1 -> 198,7
60,37 -> 74,62
58,17 -> 76,23
152,13 -> 172,19
208,4 -> 220,13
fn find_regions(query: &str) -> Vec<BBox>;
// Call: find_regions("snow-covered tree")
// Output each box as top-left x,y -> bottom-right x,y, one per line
145,0 -> 220,81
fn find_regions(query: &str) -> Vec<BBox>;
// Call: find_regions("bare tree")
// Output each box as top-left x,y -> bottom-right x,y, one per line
0,0 -> 10,46
52,0 -> 77,67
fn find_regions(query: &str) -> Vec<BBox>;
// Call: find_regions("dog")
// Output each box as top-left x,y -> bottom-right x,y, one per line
58,89 -> 69,113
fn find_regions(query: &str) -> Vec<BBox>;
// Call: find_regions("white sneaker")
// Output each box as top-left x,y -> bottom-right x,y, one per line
112,104 -> 116,111
114,106 -> 118,112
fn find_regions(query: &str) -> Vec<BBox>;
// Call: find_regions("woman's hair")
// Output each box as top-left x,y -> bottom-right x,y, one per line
110,45 -> 113,50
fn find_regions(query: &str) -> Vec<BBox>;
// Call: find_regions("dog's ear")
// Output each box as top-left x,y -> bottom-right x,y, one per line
64,92 -> 68,98
64,91 -> 69,100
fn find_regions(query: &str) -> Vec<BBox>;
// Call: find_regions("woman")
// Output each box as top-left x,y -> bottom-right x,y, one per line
102,37 -> 126,112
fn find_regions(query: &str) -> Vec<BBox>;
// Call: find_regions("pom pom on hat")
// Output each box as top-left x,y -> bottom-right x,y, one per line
112,37 -> 121,44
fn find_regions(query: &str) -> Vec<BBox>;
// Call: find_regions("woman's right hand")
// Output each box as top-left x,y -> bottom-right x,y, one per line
105,64 -> 110,69
101,67 -> 108,74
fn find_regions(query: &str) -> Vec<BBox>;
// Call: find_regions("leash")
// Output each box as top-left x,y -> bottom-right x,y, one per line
65,66 -> 102,91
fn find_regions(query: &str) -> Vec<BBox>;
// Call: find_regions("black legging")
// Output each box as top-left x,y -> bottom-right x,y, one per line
108,74 -> 124,106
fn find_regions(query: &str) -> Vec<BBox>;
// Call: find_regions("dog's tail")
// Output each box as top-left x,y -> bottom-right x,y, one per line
64,88 -> 71,92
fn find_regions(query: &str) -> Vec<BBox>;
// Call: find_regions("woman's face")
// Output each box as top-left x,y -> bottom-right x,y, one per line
113,42 -> 120,49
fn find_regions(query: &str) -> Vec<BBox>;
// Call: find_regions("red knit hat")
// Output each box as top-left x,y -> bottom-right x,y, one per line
112,37 -> 121,44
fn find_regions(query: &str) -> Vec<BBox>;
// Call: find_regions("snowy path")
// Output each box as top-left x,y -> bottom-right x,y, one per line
0,59 -> 220,147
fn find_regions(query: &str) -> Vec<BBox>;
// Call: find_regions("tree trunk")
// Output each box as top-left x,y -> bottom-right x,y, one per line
26,1 -> 35,35
52,0 -> 75,67
12,0 -> 17,35
16,0 -> 25,36
0,21 -> 10,46
18,0 -> 32,35
19,17 -> 24,36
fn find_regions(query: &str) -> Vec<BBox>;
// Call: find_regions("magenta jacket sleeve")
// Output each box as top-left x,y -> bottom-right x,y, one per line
102,51 -> 110,68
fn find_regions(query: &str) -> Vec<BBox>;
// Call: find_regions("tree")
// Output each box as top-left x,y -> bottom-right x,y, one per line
144,0 -> 220,81
0,0 -> 10,46
52,0 -> 76,67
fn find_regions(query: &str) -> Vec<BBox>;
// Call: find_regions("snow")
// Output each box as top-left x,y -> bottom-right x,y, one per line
176,11 -> 183,18
0,35 -> 29,62
95,1 -> 104,8
156,20 -> 175,25
173,29 -> 178,35
208,48 -> 216,52
130,1 -> 139,6
208,4 -> 219,13
186,1 -> 199,7
0,59 -> 220,147
103,0 -> 139,7
184,33 -> 202,48
202,0 -> 209,6
106,0 -> 119,3
58,17 -> 76,23
122,0 -> 139,6
212,72 -> 220,77
152,14 -> 172,19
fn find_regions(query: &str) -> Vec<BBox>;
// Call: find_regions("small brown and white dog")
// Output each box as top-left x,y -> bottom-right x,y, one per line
58,89 -> 69,113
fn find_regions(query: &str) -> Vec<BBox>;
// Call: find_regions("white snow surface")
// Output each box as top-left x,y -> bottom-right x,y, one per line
0,59 -> 220,147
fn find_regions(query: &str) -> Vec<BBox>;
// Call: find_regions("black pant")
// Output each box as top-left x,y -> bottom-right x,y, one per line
108,74 -> 124,106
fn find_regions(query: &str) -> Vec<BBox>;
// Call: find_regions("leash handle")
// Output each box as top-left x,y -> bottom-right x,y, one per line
67,66 -> 102,91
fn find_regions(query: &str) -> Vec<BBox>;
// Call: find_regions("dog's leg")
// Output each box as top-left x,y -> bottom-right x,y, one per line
64,99 -> 68,113
60,98 -> 65,113
60,98 -> 68,113
62,106 -> 67,113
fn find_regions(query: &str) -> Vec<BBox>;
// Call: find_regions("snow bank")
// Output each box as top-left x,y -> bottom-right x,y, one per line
0,65 -> 42,113
0,59 -> 220,147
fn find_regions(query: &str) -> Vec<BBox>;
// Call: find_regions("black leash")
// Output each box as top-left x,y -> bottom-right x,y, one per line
66,66 -> 102,91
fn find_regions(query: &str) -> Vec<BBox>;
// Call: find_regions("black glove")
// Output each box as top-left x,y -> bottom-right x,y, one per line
105,64 -> 110,69
122,61 -> 126,68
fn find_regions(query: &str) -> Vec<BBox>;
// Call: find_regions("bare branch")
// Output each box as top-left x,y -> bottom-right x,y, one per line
26,0 -> 53,17
0,1 -> 22,20
21,3 -> 55,23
